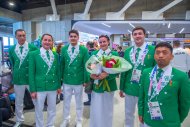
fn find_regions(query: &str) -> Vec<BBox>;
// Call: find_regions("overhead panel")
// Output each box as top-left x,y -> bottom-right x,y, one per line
142,0 -> 183,20
106,0 -> 136,20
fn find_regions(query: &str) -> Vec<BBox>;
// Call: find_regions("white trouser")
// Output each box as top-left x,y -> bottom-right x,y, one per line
63,84 -> 83,122
34,91 -> 57,127
90,91 -> 114,127
14,85 -> 29,122
125,94 -> 144,127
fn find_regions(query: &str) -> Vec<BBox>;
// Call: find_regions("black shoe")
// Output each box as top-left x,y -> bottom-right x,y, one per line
83,101 -> 91,106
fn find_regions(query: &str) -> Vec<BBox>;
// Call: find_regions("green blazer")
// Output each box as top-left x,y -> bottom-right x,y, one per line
9,43 -> 38,85
120,45 -> 155,96
29,50 -> 61,92
92,50 -> 119,93
60,45 -> 90,85
138,67 -> 190,127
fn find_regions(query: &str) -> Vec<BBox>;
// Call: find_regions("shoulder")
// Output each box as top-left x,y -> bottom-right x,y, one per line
79,45 -> 88,52
28,43 -> 38,50
91,50 -> 99,55
125,46 -> 132,53
9,45 -> 16,52
148,45 -> 155,51
30,49 -> 40,55
111,51 -> 119,56
172,68 -> 188,79
142,67 -> 153,75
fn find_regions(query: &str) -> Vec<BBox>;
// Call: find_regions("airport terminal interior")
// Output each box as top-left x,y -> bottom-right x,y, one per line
0,0 -> 190,127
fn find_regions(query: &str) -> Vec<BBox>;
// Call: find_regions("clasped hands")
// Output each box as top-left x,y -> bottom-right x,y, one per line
90,71 -> 108,80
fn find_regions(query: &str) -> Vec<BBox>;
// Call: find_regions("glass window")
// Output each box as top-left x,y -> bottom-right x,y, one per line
10,38 -> 14,45
3,37 -> 9,46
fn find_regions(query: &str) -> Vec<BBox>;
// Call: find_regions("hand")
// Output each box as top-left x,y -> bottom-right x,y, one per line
31,92 -> 37,99
119,91 -> 125,98
98,71 -> 108,80
57,89 -> 62,94
139,116 -> 144,124
90,74 -> 99,80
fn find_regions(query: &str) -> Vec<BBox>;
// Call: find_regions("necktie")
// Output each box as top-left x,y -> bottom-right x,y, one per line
46,50 -> 50,60
156,69 -> 163,82
72,47 -> 75,53
19,46 -> 23,54
135,48 -> 141,60
102,51 -> 106,55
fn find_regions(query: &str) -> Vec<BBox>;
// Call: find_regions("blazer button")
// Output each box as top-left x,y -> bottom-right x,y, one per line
164,92 -> 167,94
159,103 -> 162,106
53,81 -> 55,82
53,74 -> 55,76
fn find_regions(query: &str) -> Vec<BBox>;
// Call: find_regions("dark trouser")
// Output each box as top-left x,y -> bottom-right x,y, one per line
0,109 -> 2,127
88,93 -> 91,102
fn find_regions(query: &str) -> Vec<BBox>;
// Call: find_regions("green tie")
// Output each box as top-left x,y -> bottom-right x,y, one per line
72,47 -> 75,53
135,48 -> 141,60
46,50 -> 50,60
102,51 -> 106,55
19,46 -> 23,54
156,69 -> 163,82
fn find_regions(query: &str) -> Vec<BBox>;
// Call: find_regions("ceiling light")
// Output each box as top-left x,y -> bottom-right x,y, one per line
101,23 -> 111,28
168,23 -> 171,28
179,28 -> 184,33
128,30 -> 132,33
9,1 -> 15,6
129,23 -> 135,28
147,31 -> 150,34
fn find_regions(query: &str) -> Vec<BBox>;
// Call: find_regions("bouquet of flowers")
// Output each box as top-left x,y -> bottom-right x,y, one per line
85,55 -> 132,92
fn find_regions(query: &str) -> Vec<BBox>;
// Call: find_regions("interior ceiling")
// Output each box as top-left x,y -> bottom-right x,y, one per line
73,21 -> 190,35
0,0 -> 85,13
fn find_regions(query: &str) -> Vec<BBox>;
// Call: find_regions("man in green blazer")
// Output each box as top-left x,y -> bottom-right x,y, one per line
138,42 -> 190,127
89,35 -> 118,127
8,29 -> 38,127
29,34 -> 61,127
119,26 -> 155,127
60,30 -> 89,127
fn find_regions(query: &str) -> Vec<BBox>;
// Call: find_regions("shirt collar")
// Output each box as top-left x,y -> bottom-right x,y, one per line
17,41 -> 28,48
69,44 -> 79,50
100,48 -> 111,55
41,47 -> 51,53
134,42 -> 146,51
157,64 -> 172,72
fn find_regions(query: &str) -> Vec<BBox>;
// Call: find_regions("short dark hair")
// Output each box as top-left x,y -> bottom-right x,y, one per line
173,40 -> 180,47
15,29 -> 26,36
132,26 -> 146,35
86,41 -> 94,48
155,42 -> 173,53
69,29 -> 79,36
99,35 -> 110,41
41,33 -> 54,41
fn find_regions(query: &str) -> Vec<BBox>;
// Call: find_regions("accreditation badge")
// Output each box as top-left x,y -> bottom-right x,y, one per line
148,101 -> 163,120
131,69 -> 141,83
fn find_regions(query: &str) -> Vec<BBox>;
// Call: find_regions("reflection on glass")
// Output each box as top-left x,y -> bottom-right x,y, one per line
10,38 -> 14,45
3,37 -> 9,46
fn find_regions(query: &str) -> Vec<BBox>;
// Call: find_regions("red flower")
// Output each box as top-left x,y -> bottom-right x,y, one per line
105,59 -> 117,68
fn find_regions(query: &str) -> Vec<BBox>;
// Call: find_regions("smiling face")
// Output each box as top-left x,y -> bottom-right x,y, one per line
154,47 -> 173,68
99,36 -> 109,51
16,31 -> 26,45
132,29 -> 145,47
42,35 -> 53,50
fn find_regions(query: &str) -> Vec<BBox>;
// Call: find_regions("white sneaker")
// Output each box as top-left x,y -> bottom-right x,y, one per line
76,121 -> 82,127
13,122 -> 23,127
60,120 -> 69,127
